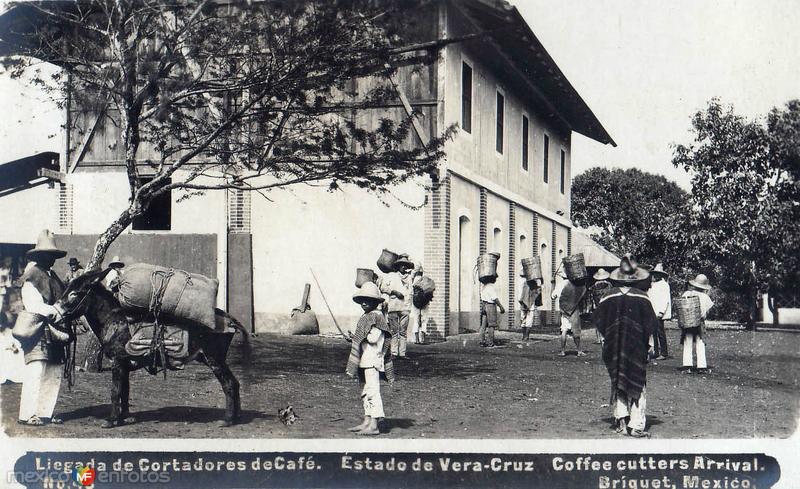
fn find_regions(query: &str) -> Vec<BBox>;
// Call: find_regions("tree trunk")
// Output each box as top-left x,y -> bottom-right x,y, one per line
86,208 -> 135,270
82,208 -> 135,372
743,286 -> 758,331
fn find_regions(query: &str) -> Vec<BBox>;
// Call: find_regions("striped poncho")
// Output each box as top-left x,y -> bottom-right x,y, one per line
345,310 -> 395,384
594,287 -> 658,404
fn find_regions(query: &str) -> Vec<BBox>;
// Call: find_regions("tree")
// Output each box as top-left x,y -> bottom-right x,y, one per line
672,99 -> 800,327
1,0 -> 454,270
570,167 -> 690,270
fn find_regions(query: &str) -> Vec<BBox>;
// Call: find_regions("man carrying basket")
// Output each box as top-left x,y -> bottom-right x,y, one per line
678,274 -> 714,375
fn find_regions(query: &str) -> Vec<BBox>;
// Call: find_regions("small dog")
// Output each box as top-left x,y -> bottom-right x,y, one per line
278,405 -> 299,426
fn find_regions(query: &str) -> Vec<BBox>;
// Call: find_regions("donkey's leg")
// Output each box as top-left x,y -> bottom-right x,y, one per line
120,366 -> 134,422
202,334 -> 240,426
102,363 -> 125,428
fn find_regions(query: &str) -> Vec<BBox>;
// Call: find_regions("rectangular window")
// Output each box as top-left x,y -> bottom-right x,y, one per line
496,91 -> 504,154
461,62 -> 472,134
521,116 -> 529,171
560,149 -> 566,194
543,134 -> 549,183
132,177 -> 172,231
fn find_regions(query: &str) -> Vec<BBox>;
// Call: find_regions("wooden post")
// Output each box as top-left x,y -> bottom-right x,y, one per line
300,283 -> 311,310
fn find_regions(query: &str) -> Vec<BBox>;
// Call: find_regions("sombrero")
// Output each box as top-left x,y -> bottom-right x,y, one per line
688,273 -> 712,291
609,254 -> 650,284
651,263 -> 669,278
108,255 -> 125,268
68,257 -> 81,266
353,282 -> 385,303
592,269 -> 610,281
26,229 -> 67,260
393,254 -> 414,271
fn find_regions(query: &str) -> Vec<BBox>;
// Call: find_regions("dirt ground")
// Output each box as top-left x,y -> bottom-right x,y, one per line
2,326 -> 798,439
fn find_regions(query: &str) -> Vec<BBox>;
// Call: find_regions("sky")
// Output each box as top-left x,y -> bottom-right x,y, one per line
1,1 -> 799,189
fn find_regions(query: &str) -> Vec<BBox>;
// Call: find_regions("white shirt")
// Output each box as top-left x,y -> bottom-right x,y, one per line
359,326 -> 385,370
105,269 -> 120,289
648,279 -> 672,320
480,282 -> 499,303
21,278 -> 59,317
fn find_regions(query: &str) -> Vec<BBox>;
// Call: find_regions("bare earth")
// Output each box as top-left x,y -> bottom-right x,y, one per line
2,327 -> 798,439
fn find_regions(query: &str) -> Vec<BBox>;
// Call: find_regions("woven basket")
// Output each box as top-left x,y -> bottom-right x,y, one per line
520,256 -> 543,281
355,268 -> 376,288
563,253 -> 587,281
477,253 -> 499,280
675,296 -> 702,330
376,249 -> 399,274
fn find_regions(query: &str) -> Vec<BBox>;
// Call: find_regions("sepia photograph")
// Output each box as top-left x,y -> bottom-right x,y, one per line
0,0 -> 797,487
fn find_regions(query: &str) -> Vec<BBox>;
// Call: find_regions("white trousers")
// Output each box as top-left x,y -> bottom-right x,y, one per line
361,368 -> 385,419
682,333 -> 707,368
19,360 -> 62,421
613,387 -> 646,431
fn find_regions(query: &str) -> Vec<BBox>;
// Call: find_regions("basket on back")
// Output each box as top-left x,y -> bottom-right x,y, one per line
412,276 -> 436,309
520,256 -> 543,281
675,296 -> 702,330
355,268 -> 377,288
376,249 -> 399,274
477,253 -> 499,282
562,253 -> 587,281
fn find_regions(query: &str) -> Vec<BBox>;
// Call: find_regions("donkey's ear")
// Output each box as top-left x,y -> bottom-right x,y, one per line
87,267 -> 112,285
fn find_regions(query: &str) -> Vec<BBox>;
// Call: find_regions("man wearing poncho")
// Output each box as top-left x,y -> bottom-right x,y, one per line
594,254 -> 658,438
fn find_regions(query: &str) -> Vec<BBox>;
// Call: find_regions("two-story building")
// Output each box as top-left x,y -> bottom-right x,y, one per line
0,0 -> 616,339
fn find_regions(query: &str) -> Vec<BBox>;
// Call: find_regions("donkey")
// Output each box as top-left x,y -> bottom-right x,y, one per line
53,268 -> 249,428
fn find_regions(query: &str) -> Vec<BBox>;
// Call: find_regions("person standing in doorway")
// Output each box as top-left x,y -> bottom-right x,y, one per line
679,274 -> 714,375
17,230 -> 69,426
647,263 -> 672,360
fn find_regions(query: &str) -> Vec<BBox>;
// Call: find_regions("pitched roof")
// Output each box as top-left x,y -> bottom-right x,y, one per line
454,0 -> 616,146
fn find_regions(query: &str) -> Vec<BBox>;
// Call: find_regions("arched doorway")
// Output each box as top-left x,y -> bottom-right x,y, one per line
457,215 -> 475,332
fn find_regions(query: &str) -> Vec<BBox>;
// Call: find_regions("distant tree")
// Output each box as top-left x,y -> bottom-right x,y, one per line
1,0 -> 455,271
570,167 -> 690,270
672,99 -> 800,327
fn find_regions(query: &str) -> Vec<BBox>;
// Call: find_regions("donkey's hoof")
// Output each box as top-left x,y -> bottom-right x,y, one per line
100,419 -> 117,429
218,419 -> 236,428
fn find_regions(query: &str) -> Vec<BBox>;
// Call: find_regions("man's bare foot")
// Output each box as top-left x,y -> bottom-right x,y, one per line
576,351 -> 587,357
357,419 -> 381,435
558,351 -> 566,357
348,417 -> 371,432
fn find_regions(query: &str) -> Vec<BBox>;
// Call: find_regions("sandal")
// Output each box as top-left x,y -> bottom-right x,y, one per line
576,351 -> 587,357
614,419 -> 627,434
18,416 -> 44,426
628,429 -> 651,438
48,417 -> 64,425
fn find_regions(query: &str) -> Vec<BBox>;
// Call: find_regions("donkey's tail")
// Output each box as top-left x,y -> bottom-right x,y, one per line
215,308 -> 252,365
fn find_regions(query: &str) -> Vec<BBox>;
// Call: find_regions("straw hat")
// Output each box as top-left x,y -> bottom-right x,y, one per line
68,257 -> 81,266
353,282 -> 385,303
651,263 -> 669,278
592,269 -> 610,281
108,256 -> 125,268
393,254 -> 414,272
689,273 -> 712,291
26,229 -> 67,261
610,253 -> 650,284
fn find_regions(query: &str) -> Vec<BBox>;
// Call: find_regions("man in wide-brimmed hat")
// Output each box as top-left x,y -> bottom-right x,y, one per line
679,274 -> 714,375
104,255 -> 125,290
647,263 -> 672,360
346,281 -> 394,435
17,229 -> 69,426
65,257 -> 84,285
589,269 -> 612,345
594,254 -> 659,437
377,253 -> 414,358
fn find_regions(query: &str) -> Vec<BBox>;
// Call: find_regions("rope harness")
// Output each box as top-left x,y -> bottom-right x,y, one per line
146,269 -> 191,377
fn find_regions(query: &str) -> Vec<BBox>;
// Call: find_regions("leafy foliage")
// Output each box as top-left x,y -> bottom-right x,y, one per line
570,166 -> 689,269
672,99 -> 800,323
1,0 -> 453,267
